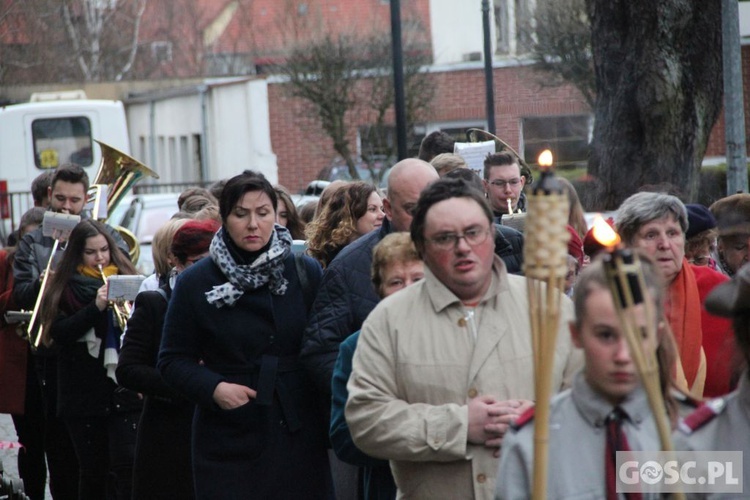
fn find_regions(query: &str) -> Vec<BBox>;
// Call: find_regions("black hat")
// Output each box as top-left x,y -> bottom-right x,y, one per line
685,204 -> 716,239
704,263 -> 750,317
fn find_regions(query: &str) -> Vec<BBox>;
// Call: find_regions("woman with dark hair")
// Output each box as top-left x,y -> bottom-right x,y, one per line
117,218 -> 220,500
305,181 -> 384,267
38,219 -> 141,500
158,170 -> 330,499
274,185 -> 306,240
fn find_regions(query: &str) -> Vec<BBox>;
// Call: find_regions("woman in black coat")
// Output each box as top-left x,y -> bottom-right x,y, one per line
38,219 -> 141,500
116,218 -> 220,499
158,171 -> 330,500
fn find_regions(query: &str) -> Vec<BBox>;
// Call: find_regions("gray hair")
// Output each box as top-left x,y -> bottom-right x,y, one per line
616,192 -> 688,245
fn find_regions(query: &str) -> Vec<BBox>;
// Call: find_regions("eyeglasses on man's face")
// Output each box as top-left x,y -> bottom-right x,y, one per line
427,226 -> 490,250
489,178 -> 522,189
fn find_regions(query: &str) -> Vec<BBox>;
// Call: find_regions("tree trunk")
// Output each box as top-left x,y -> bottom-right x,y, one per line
585,0 -> 723,210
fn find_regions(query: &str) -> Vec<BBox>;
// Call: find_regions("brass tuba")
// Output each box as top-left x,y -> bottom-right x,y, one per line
89,140 -> 159,262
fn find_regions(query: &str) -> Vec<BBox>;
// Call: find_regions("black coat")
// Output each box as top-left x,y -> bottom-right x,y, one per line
158,253 -> 330,500
50,292 -> 140,418
493,223 -> 525,275
117,286 -> 194,500
300,220 -> 390,397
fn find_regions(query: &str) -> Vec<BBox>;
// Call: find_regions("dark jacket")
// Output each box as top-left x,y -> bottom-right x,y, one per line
300,219 -> 391,396
158,252 -> 330,499
494,223 -> 524,275
50,290 -> 140,418
117,285 -> 195,500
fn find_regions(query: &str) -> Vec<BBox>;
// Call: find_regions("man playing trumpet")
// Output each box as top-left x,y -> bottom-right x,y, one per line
482,152 -> 527,223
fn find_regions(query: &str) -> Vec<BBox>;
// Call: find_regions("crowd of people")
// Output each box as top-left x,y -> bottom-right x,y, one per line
0,130 -> 750,499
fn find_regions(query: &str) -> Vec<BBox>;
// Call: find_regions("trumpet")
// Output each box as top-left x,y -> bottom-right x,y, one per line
98,265 -> 132,331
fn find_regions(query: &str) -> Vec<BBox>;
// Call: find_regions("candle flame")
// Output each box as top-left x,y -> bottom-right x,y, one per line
538,149 -> 553,168
591,215 -> 621,248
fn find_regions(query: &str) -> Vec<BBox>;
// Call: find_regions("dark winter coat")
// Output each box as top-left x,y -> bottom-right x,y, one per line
50,282 -> 141,418
116,285 -> 194,499
158,253 -> 330,500
300,219 -> 391,397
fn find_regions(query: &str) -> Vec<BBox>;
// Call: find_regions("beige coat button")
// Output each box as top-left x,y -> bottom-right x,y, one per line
477,474 -> 487,483
467,388 -> 478,398
458,317 -> 467,327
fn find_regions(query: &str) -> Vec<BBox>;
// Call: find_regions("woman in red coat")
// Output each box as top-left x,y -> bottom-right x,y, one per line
0,207 -> 45,500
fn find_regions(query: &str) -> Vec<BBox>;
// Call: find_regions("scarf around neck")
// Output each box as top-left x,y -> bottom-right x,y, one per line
666,258 -> 703,388
206,224 -> 292,308
67,268 -> 122,382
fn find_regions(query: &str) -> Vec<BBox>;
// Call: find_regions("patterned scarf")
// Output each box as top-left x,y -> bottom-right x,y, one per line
206,224 -> 292,308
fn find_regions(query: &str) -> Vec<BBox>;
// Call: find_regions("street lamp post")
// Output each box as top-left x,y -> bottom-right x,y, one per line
482,0 -> 496,135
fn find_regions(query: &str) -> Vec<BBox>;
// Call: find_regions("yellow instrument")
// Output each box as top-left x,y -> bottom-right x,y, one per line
89,140 -> 160,263
27,141 -> 158,347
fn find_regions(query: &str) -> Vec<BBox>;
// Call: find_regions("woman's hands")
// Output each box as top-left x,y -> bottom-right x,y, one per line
95,284 -> 108,311
212,381 -> 257,410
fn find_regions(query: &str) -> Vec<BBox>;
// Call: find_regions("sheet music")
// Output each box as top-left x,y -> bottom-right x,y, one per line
454,140 -> 496,178
42,212 -> 81,238
107,275 -> 146,301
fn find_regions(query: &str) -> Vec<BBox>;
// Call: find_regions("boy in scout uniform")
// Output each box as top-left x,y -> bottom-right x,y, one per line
496,257 -> 677,499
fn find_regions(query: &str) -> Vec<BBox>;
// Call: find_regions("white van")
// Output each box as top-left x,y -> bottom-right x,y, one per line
0,94 -> 130,242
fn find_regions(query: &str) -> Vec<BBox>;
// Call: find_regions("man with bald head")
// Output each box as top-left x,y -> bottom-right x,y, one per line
301,159 -> 439,396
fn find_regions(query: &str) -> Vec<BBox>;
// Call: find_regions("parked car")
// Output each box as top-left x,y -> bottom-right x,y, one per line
109,193 -> 180,275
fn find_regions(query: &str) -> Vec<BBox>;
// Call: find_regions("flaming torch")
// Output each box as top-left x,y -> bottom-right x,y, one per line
592,217 -> 684,499
523,149 -> 569,500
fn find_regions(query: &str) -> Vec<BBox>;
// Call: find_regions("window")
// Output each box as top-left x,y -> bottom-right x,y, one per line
359,124 -> 395,161
521,115 -> 592,168
150,41 -> 173,64
32,116 -> 92,169
494,0 -> 534,56
204,52 -> 256,76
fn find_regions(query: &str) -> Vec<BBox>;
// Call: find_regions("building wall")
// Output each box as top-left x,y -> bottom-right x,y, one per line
704,44 -> 750,159
270,61 -> 591,193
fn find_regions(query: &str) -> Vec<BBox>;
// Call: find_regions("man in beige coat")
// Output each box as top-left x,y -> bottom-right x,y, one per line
346,177 -> 581,499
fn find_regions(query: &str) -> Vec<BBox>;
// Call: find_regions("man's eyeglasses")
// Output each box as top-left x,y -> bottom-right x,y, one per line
489,178 -> 522,189
427,227 -> 490,250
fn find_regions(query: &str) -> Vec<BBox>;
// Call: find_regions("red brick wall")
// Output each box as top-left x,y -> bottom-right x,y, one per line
270,63 -> 591,193
704,45 -> 750,158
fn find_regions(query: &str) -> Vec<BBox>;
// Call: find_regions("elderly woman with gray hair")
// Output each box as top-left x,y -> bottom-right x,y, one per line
616,191 -> 735,398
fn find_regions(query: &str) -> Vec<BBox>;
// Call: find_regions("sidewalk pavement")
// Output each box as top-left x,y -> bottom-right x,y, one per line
0,412 -> 51,498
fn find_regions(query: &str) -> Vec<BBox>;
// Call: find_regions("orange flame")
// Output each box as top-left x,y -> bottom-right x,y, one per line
591,215 -> 621,248
538,149 -> 553,168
